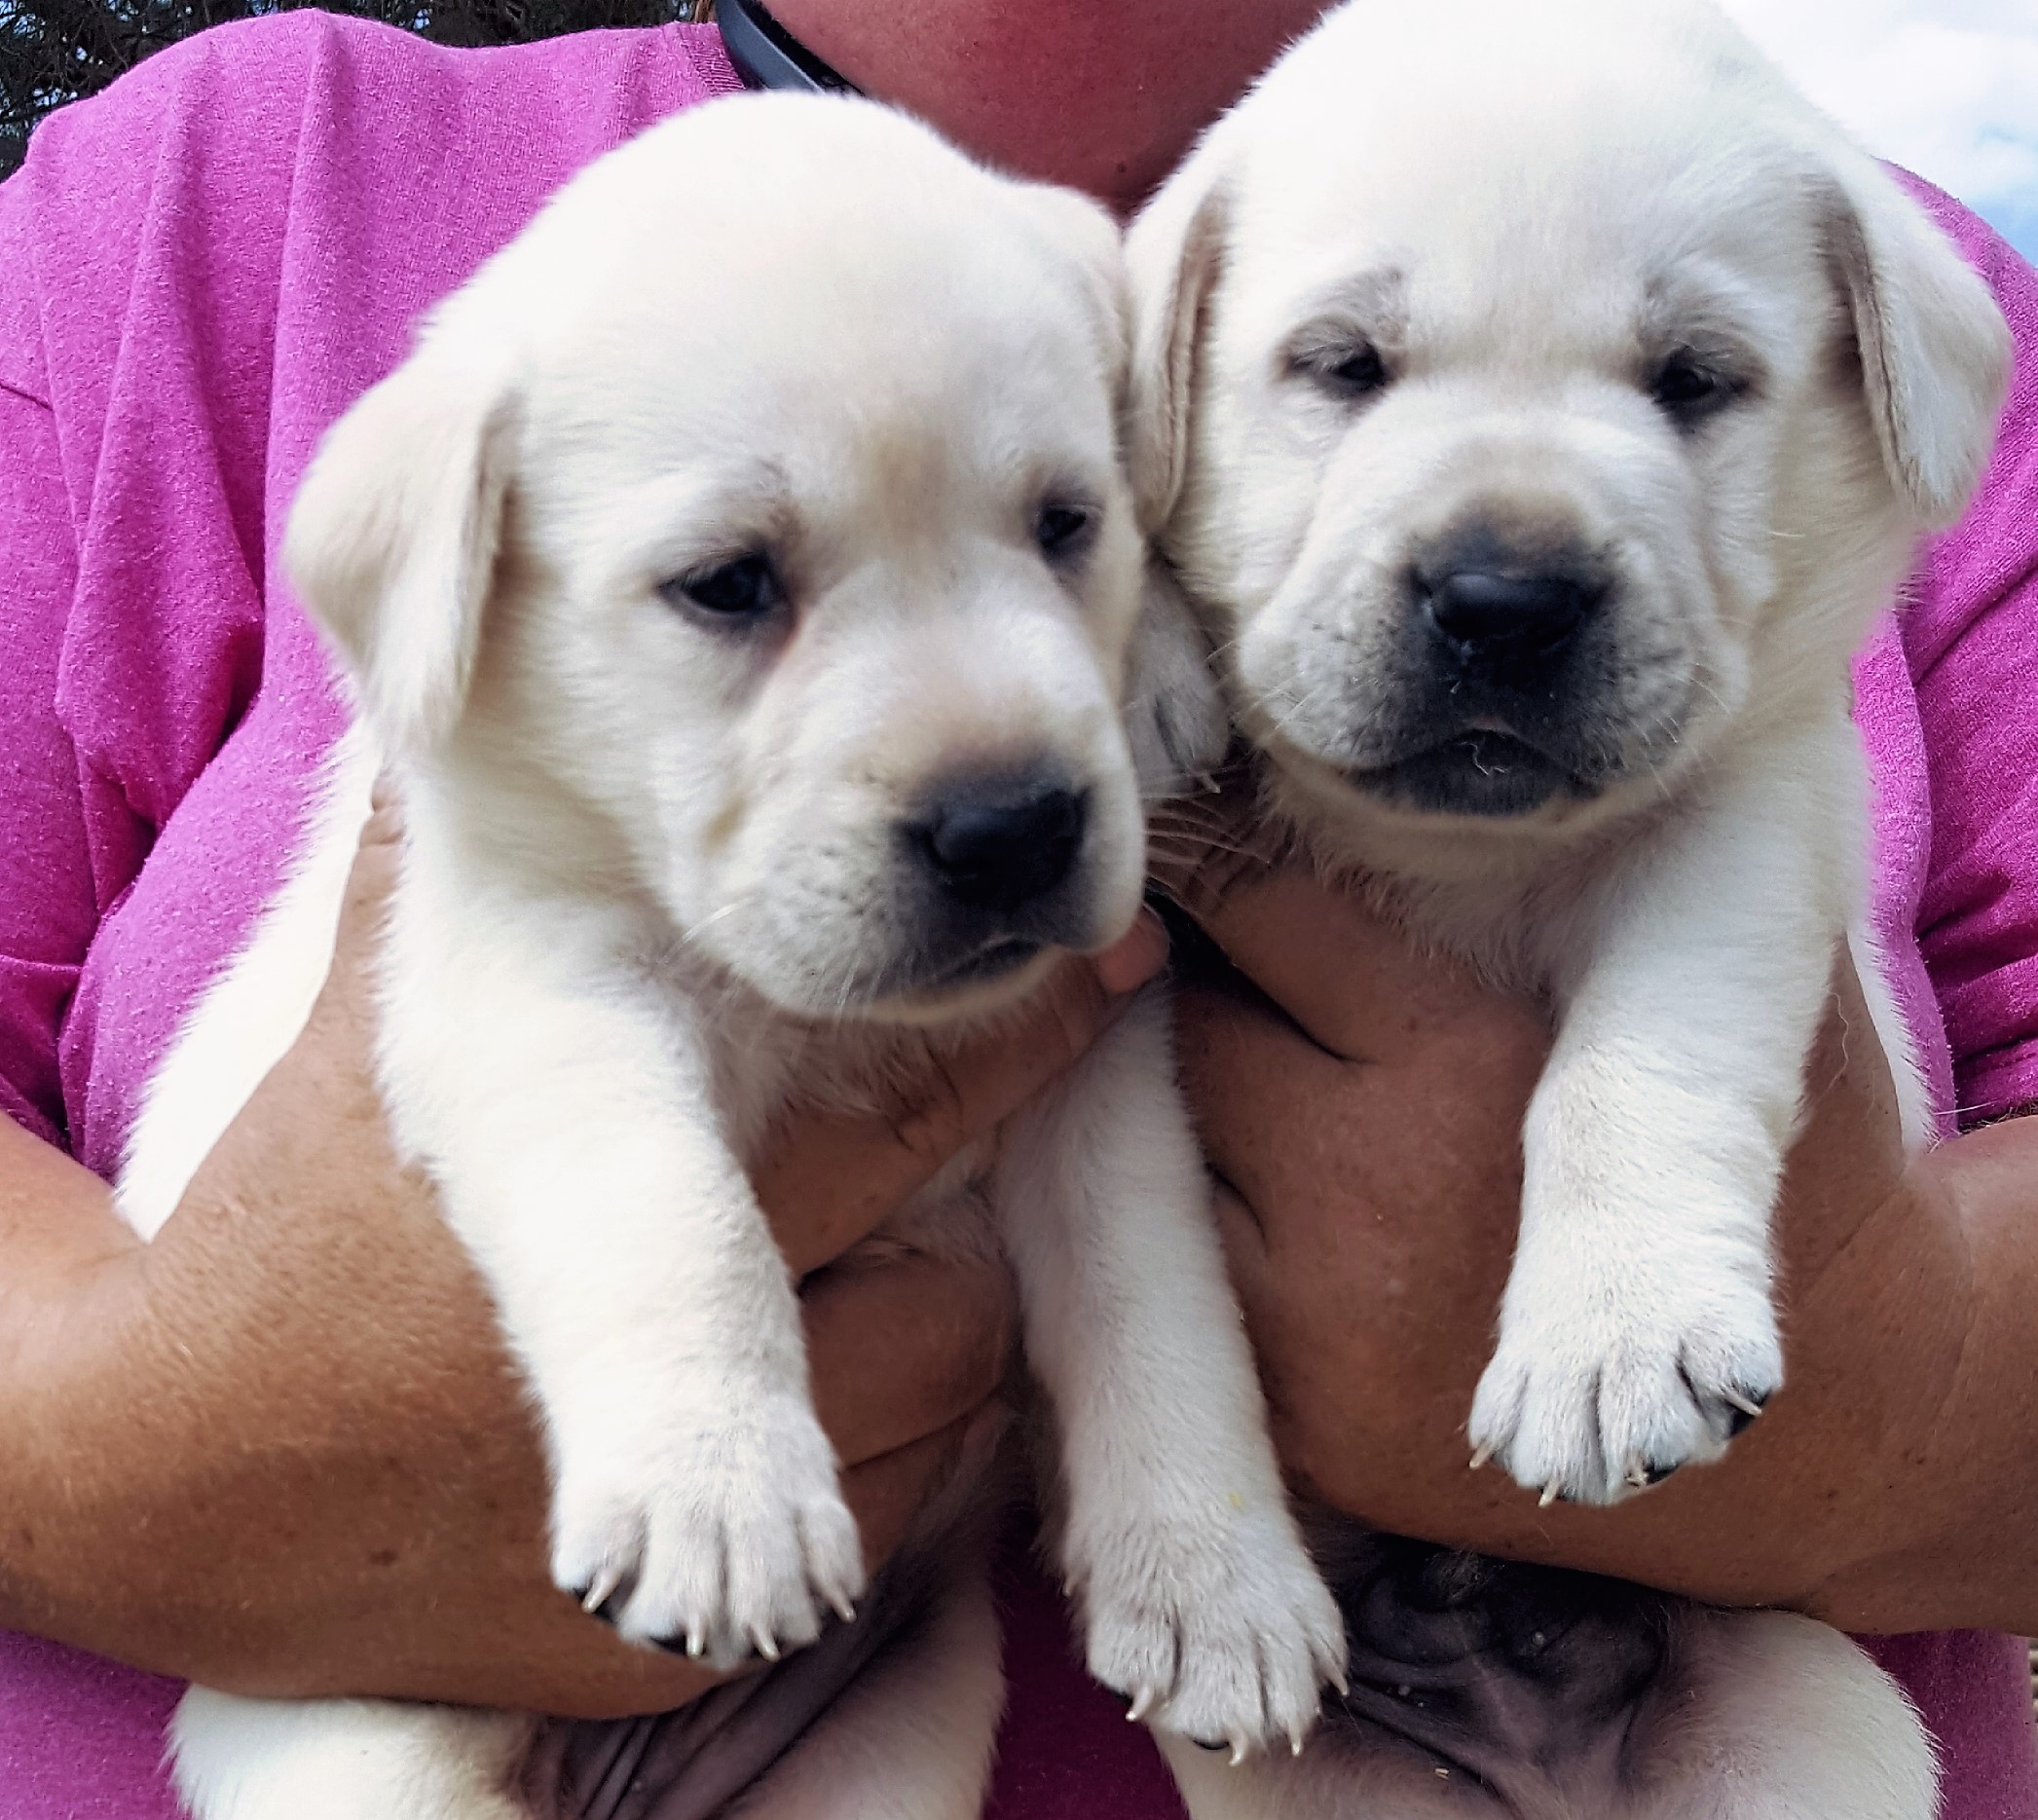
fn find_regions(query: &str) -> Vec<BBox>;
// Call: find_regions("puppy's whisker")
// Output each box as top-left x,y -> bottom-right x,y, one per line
691,898 -> 749,938
1153,819 -> 1250,845
1265,680 -> 1341,743
1146,839 -> 1256,869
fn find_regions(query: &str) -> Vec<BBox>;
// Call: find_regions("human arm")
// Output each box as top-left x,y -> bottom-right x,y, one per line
0,799 -> 1165,1718
1165,811 -> 2038,1635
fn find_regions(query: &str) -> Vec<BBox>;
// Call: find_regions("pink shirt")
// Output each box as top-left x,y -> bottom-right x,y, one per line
0,16 -> 2033,1817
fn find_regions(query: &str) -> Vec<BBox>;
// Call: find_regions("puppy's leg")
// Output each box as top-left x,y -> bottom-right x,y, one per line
997,987 -> 1346,1760
1469,721 -> 1862,1504
1642,1611 -> 1938,1820
116,727 -> 379,1239
378,883 -> 860,1668
170,1690 -> 534,1820
1848,921 -> 1935,1151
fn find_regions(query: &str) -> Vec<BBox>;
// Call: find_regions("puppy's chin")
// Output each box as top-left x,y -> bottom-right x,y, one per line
1250,678 -> 1717,850
702,829 -> 1147,1029
1347,731 -> 1580,820
1257,729 -> 1688,873
864,939 -> 1065,1029
723,932 -> 1077,1033
1256,724 -> 1596,837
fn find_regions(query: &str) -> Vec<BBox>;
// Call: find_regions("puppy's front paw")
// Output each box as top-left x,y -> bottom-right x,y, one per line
549,1387 -> 865,1669
1467,1245 -> 1782,1505
1078,1504 -> 1347,1762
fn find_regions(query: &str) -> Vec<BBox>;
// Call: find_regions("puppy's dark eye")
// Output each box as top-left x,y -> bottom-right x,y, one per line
1325,343 -> 1389,393
1036,501 -> 1094,560
661,552 -> 784,620
1649,350 -> 1733,424
1293,338 -> 1390,400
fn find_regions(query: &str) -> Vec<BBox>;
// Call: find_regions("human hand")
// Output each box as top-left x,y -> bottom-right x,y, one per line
2,794 -> 1164,1718
1159,779 -> 1974,1625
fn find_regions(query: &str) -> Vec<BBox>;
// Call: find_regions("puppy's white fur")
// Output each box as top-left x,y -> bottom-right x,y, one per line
1129,0 -> 2004,1813
122,94 -> 1341,1820
1131,0 -> 2004,1504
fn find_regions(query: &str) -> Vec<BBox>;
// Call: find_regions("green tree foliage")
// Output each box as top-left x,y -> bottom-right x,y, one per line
0,0 -> 709,177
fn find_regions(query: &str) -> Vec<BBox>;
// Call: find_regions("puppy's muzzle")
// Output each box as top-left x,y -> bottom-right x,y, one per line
1328,514 -> 1636,819
884,764 -> 1107,996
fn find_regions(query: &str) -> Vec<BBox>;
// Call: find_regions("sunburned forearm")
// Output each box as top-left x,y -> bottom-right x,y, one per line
1797,1115 -> 2038,1632
1409,1115 -> 2038,1635
0,1094 -> 734,1707
0,1117 -> 151,1637
1614,1108 -> 2038,1636
0,1115 -> 139,1324
1194,926 -> 2038,1631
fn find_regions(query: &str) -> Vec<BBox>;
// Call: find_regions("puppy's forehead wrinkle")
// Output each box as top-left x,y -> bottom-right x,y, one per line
1235,97 -> 1833,388
1277,266 -> 1409,353
806,380 -> 1113,531
555,451 -> 796,563
1643,259 -> 1775,342
516,262 -> 1119,544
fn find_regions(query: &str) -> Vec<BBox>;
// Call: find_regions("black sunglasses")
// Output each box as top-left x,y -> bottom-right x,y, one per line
718,0 -> 862,94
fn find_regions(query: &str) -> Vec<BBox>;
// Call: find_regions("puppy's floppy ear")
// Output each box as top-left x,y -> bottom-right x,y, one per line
1018,181 -> 1133,400
1125,143 -> 1232,536
1819,148 -> 2011,529
1123,561 -> 1230,799
285,339 -> 518,754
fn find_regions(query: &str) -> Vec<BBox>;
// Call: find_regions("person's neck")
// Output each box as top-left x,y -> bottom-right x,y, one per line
716,0 -> 1338,214
716,0 -> 856,95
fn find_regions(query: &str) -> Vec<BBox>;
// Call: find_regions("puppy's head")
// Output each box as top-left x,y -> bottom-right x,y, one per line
1130,0 -> 2008,850
289,95 -> 1215,1024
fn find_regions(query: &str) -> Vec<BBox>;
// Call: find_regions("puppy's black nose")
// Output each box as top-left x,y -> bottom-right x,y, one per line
1425,569 -> 1598,674
914,780 -> 1087,912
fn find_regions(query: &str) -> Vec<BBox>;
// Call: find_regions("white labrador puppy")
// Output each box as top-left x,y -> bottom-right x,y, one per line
117,94 -> 1341,1820
1128,0 -> 2006,1813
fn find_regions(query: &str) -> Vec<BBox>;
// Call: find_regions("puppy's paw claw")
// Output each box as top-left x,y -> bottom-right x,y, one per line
1079,1504 -> 1345,1757
1468,1267 -> 1783,1505
573,1566 -> 629,1621
549,1393 -> 865,1670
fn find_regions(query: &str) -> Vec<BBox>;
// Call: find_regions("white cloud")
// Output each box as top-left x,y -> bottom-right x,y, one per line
1716,0 -> 2038,255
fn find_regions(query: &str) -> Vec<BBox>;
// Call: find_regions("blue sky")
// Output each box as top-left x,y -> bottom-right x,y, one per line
1720,0 -> 2038,259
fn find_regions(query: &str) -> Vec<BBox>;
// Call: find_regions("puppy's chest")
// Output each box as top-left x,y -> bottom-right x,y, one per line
1282,824 -> 1604,995
694,1003 -> 999,1261
1263,770 -> 1693,994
